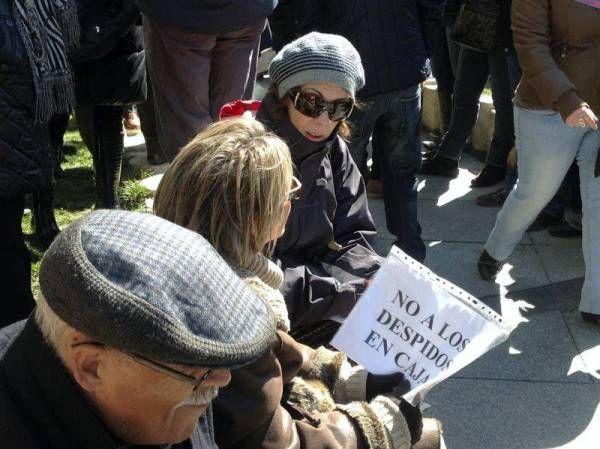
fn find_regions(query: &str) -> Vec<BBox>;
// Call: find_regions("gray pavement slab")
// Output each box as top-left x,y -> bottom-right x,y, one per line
369,193 -> 533,245
139,174 -> 164,193
536,245 -> 585,283
418,199 -> 531,244
529,230 -> 583,248
426,378 -> 600,449
480,279 -> 583,316
457,311 -> 595,384
563,311 -> 600,382
415,170 -> 502,202
423,241 -> 550,299
371,237 -> 395,257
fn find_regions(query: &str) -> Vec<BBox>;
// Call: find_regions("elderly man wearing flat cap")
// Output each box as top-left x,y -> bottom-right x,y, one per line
0,210 -> 276,449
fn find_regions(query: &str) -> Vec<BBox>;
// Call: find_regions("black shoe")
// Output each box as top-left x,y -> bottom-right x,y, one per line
476,188 -> 508,207
527,211 -> 559,232
477,250 -> 503,281
471,164 -> 506,188
422,142 -> 438,159
421,147 -> 438,161
581,312 -> 600,323
422,139 -> 438,150
422,136 -> 440,153
548,219 -> 582,238
419,153 -> 459,178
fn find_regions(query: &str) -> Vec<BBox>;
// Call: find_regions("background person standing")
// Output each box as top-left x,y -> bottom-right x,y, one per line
135,0 -> 277,160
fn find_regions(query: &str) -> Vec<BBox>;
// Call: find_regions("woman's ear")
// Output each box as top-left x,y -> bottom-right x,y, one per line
278,200 -> 292,238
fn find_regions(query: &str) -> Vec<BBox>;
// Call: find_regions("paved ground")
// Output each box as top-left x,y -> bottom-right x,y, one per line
125,127 -> 600,449
382,155 -> 600,449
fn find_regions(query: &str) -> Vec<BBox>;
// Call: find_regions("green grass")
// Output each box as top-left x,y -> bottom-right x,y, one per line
23,116 -> 153,296
118,179 -> 153,211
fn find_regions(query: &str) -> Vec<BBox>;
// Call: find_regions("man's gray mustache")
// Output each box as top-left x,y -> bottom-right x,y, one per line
179,386 -> 219,406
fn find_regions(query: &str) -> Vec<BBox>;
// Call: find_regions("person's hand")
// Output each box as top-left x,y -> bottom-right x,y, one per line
566,105 -> 598,130
347,278 -> 369,297
366,372 -> 411,401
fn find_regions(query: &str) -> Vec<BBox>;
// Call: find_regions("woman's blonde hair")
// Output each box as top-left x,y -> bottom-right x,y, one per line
154,118 -> 293,267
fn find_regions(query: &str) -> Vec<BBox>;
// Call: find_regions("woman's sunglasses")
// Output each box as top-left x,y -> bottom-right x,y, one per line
289,89 -> 355,122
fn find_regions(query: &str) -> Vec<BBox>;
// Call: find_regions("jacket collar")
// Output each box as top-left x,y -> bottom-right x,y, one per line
0,318 -> 119,449
258,93 -> 339,165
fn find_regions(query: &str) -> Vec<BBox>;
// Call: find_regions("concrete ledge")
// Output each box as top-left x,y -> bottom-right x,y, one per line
422,79 -> 495,155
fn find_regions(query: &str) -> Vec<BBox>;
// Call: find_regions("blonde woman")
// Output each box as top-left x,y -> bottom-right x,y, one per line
154,118 -> 441,449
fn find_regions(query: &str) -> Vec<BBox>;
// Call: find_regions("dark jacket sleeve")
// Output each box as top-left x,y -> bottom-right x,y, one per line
512,0 -> 584,118
212,331 -> 367,449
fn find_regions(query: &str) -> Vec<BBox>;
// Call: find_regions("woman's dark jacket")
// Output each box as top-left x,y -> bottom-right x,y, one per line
70,0 -> 146,106
0,1 -> 53,198
257,94 -> 383,330
0,319 -> 217,448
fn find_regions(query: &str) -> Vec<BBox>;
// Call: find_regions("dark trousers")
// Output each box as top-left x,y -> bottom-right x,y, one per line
0,194 -> 35,328
76,105 -> 124,209
350,85 -> 426,262
143,16 -> 266,160
439,47 -> 515,168
137,72 -> 168,162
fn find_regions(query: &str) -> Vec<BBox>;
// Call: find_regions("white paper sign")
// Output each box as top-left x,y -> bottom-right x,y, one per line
331,246 -> 513,405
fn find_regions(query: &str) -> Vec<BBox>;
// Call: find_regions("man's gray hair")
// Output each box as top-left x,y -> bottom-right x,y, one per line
35,294 -> 68,351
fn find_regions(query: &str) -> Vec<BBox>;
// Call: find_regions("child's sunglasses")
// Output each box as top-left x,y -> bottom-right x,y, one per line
289,89 -> 355,121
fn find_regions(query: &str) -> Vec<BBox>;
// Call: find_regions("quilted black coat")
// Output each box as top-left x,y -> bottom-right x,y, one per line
0,1 -> 53,198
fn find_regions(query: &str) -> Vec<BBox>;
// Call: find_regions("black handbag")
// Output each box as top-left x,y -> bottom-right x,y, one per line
449,0 -> 500,53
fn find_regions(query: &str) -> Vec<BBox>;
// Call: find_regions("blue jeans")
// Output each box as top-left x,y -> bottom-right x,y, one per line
485,107 -> 600,314
349,85 -> 426,262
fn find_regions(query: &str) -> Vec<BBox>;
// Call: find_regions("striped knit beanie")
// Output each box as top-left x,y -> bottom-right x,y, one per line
269,32 -> 365,99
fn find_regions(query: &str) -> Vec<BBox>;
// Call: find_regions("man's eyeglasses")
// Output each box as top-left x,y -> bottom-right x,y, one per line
289,89 -> 355,122
287,176 -> 302,201
71,341 -> 212,390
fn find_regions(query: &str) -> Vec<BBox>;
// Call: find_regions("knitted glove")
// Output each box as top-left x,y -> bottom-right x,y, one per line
369,396 -> 412,449
334,361 -> 369,403
337,396 -> 412,449
366,372 -> 411,401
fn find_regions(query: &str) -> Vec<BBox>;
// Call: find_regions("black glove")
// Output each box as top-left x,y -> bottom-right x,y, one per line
400,399 -> 423,444
366,372 -> 411,401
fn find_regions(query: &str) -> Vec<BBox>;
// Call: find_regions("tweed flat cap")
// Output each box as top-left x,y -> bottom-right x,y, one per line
269,32 -> 365,99
39,210 -> 276,368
